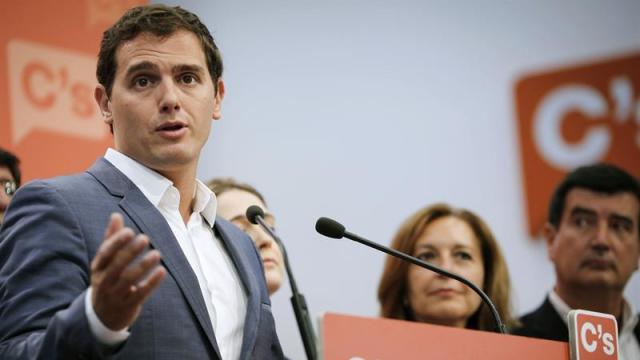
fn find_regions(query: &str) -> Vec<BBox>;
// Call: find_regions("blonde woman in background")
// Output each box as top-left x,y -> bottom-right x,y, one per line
378,203 -> 516,331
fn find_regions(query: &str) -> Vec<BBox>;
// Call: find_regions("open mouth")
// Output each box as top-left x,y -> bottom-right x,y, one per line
157,121 -> 186,131
156,121 -> 187,138
164,124 -> 183,131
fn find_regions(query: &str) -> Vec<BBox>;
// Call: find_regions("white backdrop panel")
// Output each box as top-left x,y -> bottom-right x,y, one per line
156,1 -> 640,358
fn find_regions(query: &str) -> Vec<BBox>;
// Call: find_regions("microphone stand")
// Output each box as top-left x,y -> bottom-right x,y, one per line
254,216 -> 318,360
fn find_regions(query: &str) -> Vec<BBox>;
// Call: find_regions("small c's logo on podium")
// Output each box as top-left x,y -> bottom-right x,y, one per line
568,310 -> 618,360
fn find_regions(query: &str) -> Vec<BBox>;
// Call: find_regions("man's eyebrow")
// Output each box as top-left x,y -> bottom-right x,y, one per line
570,206 -> 597,217
569,206 -> 635,224
124,61 -> 158,78
173,64 -> 206,75
609,213 -> 634,225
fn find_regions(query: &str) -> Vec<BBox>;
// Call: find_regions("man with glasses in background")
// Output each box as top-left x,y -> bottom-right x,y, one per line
0,148 -> 20,226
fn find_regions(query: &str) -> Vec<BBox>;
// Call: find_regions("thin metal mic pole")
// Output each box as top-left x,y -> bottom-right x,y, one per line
254,216 -> 318,360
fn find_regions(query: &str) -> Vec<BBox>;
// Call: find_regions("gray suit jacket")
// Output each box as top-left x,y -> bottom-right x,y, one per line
0,158 -> 284,359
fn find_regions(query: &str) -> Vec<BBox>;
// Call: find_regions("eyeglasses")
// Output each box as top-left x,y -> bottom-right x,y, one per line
1,180 -> 17,197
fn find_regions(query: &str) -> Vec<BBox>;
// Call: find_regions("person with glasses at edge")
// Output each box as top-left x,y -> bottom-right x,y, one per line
0,148 -> 20,226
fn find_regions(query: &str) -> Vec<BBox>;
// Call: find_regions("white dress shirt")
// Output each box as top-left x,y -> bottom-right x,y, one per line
84,148 -> 247,359
549,290 -> 640,360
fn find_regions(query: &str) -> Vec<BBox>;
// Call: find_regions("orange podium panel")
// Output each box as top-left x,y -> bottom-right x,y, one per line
322,313 -> 570,360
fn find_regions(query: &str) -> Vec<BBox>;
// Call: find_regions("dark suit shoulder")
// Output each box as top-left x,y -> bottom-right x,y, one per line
510,298 -> 569,342
0,168 -> 115,358
22,157 -> 132,202
17,170 -> 102,202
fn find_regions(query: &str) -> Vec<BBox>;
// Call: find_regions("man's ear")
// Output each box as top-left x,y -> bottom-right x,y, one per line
95,85 -> 112,125
212,79 -> 225,120
543,222 -> 558,260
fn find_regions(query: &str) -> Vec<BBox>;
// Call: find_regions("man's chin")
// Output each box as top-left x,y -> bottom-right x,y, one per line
145,150 -> 199,171
576,272 -> 620,289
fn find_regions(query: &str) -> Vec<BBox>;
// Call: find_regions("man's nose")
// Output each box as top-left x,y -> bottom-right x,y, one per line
590,220 -> 611,252
158,79 -> 180,113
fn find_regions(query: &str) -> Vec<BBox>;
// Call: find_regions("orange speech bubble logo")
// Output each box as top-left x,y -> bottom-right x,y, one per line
8,39 -> 107,144
515,52 -> 640,237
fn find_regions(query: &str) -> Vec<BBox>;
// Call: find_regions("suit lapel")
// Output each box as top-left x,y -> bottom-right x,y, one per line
88,159 -> 222,359
538,298 -> 569,341
214,219 -> 261,359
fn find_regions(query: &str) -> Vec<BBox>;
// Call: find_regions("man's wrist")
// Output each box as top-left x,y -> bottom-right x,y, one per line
84,286 -> 130,346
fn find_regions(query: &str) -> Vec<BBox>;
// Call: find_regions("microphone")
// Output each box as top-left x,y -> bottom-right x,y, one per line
246,206 -> 318,360
315,217 -> 507,334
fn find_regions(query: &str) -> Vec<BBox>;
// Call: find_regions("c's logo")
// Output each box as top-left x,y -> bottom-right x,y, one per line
515,53 -> 640,237
580,321 -> 615,355
0,0 -> 148,183
534,77 -> 639,169
7,39 -> 107,144
568,310 -> 618,360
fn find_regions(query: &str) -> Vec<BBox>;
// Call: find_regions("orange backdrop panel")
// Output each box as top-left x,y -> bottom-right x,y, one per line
0,0 -> 147,182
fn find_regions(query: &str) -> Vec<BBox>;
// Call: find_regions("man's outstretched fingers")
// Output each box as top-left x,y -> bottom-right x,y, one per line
114,248 -> 162,295
104,213 -> 123,238
99,234 -> 150,288
127,265 -> 167,304
92,227 -> 136,273
92,214 -> 125,272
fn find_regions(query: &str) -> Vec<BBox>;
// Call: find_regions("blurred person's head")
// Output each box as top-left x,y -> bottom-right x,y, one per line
378,203 -> 514,332
0,148 -> 20,224
545,163 -> 640,303
208,178 -> 284,296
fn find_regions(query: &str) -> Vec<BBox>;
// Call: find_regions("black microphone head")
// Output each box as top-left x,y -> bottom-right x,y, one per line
245,205 -> 265,225
315,217 -> 346,239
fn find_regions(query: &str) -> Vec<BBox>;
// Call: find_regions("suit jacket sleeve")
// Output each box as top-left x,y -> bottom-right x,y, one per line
0,181 -> 118,359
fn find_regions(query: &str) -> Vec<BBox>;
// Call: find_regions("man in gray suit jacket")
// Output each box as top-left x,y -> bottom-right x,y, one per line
0,4 -> 283,359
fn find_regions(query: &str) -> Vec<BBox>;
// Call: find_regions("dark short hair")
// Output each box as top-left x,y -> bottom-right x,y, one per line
0,148 -> 21,186
206,177 -> 267,206
96,4 -> 223,97
548,163 -> 640,230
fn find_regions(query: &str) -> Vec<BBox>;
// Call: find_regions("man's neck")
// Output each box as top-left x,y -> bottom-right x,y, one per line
555,284 -> 625,321
158,166 -> 197,225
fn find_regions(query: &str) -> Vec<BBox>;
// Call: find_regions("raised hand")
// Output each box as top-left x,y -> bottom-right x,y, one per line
91,213 -> 167,331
